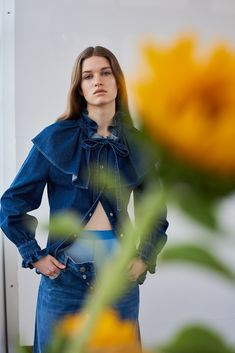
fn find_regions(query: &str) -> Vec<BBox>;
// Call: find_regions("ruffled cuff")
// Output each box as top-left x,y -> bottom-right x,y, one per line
137,233 -> 168,274
137,242 -> 157,274
18,239 -> 49,269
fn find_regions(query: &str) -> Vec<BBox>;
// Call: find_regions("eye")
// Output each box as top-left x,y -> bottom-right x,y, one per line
83,74 -> 93,80
102,70 -> 112,76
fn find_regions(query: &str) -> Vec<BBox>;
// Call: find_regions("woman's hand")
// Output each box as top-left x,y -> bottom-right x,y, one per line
127,257 -> 148,281
32,255 -> 66,278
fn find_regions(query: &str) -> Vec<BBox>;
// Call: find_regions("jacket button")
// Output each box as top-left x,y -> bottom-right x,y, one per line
89,212 -> 92,217
82,274 -> 87,279
80,266 -> 86,272
110,212 -> 113,216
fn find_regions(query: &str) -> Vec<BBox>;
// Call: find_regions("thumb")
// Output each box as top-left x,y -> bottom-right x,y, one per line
51,257 -> 66,269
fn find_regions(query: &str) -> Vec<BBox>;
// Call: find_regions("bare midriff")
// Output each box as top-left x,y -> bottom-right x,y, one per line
84,201 -> 112,230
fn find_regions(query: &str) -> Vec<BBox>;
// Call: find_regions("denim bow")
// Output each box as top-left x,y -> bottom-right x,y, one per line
81,136 -> 129,211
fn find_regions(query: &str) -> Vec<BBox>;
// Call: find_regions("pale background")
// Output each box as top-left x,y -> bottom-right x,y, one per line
1,0 -> 235,351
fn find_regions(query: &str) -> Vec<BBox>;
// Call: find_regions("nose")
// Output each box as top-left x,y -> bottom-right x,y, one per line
94,74 -> 103,87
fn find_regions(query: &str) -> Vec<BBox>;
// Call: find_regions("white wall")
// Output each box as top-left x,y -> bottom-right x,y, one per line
0,240 -> 6,353
7,0 -> 235,348
0,2 -> 6,350
1,1 -> 18,353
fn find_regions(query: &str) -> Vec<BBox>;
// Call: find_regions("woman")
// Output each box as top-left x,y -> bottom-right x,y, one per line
0,46 -> 168,353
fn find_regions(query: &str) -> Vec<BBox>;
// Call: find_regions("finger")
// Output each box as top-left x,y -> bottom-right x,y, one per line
46,267 -> 55,276
47,269 -> 60,278
49,271 -> 60,279
127,261 -> 134,271
51,257 -> 66,269
52,267 -> 61,276
128,274 -> 137,282
127,269 -> 136,281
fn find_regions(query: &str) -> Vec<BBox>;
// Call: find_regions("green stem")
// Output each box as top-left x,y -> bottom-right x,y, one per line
63,186 -> 166,353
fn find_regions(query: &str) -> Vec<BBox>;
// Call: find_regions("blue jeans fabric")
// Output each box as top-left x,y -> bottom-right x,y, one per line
63,229 -> 120,268
33,234 -> 140,353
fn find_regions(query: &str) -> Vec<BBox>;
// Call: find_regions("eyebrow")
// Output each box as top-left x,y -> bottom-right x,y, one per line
82,66 -> 112,74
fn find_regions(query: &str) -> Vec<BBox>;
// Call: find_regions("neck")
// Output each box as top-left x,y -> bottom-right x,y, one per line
87,104 -> 116,130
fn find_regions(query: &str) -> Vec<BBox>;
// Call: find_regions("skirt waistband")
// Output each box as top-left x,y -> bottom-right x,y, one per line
78,229 -> 116,240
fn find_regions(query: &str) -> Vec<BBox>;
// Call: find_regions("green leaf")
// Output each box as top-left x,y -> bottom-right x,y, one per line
17,347 -> 30,353
160,243 -> 235,283
45,211 -> 82,237
174,190 -> 219,230
157,324 -> 235,353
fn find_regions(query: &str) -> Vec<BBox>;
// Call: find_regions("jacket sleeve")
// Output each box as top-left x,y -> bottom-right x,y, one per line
133,165 -> 169,279
0,145 -> 51,268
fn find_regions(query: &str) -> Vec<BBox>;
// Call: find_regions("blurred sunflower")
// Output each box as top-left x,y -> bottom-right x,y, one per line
133,36 -> 235,178
55,309 -> 149,353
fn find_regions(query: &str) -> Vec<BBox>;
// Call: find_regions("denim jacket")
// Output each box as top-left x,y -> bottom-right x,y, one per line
0,110 -> 168,284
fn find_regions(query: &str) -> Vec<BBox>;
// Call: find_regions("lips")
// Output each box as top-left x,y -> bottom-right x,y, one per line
93,89 -> 107,95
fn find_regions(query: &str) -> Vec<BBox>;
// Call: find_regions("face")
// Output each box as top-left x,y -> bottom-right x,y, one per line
80,56 -> 118,109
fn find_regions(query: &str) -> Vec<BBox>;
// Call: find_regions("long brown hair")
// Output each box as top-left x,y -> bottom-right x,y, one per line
57,46 -> 133,125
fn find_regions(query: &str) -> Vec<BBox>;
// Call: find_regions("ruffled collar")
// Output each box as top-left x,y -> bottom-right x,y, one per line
32,110 -> 153,211
79,109 -> 122,140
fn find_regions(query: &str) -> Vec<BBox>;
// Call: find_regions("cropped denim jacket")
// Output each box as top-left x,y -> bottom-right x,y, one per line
0,110 -> 168,284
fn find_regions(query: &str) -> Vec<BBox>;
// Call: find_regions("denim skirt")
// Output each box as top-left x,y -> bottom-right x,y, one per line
33,230 -> 140,353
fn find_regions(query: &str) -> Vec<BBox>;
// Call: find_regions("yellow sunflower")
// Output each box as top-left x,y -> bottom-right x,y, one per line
133,36 -> 235,177
57,309 -> 149,353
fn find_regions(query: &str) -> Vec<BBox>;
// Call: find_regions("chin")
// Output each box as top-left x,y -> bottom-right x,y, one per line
94,99 -> 113,106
